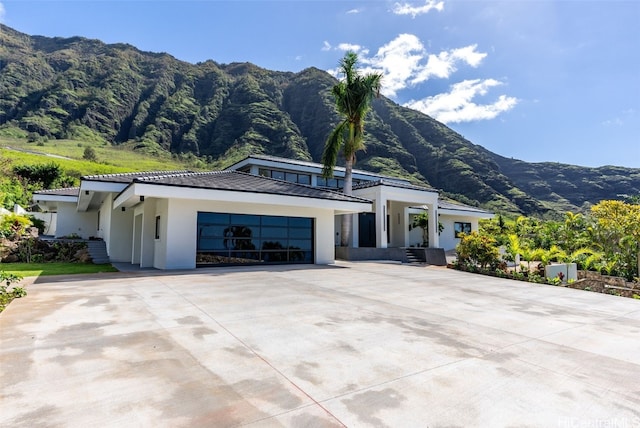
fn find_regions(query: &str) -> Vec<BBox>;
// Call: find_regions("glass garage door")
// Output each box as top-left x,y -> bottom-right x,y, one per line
196,212 -> 314,265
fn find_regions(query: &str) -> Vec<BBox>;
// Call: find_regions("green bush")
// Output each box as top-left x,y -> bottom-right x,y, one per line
0,270 -> 25,313
456,231 -> 500,269
0,213 -> 33,238
29,215 -> 47,234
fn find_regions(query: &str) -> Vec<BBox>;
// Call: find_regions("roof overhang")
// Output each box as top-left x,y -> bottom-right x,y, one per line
353,183 -> 439,206
113,182 -> 372,215
32,193 -> 78,211
77,181 -> 128,212
438,208 -> 494,219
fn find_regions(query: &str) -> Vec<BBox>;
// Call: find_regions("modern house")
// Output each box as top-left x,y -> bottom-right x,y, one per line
33,154 -> 493,269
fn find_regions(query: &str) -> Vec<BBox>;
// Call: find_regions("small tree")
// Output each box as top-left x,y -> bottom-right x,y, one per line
411,212 -> 443,247
83,146 -> 97,162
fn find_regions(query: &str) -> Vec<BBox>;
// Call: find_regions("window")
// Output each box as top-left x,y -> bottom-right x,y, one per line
454,222 -> 472,238
155,216 -> 161,239
257,168 -> 310,185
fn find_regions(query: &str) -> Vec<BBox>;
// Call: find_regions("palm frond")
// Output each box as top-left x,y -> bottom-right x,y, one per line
321,120 -> 347,178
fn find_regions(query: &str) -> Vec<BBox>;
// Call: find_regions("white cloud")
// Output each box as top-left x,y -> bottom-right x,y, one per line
0,2 -> 5,23
350,34 -> 486,97
412,44 -> 487,84
325,34 -> 516,122
337,43 -> 368,55
360,34 -> 426,97
346,8 -> 361,14
392,0 -> 444,18
321,41 -> 332,51
405,79 -> 518,123
602,118 -> 623,127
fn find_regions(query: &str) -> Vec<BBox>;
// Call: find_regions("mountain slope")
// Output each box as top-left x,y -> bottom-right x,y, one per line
2,24 -> 638,216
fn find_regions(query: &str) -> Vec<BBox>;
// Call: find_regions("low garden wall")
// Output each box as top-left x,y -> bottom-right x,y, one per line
570,271 -> 639,298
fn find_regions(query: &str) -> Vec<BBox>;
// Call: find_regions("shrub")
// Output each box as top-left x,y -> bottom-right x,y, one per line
0,213 -> 33,238
83,146 -> 97,162
12,162 -> 62,189
29,215 -> 46,234
0,270 -> 25,313
456,232 -> 500,269
9,238 -> 87,263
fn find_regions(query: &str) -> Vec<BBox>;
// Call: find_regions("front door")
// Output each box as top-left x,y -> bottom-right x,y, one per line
358,213 -> 376,247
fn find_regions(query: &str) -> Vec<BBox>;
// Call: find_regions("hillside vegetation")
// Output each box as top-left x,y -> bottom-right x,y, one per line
2,24 -> 638,216
0,136 -> 200,209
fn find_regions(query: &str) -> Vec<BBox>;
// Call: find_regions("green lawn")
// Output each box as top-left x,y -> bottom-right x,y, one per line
1,262 -> 119,277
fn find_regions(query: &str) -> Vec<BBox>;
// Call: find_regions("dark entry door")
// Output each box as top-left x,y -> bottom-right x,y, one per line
358,213 -> 376,247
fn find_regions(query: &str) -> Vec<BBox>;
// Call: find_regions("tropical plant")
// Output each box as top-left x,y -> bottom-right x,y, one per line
0,270 -> 25,313
504,234 -> 523,272
0,213 -> 33,238
539,245 -> 567,266
411,212 -> 443,247
321,51 -> 382,246
590,200 -> 640,280
456,231 -> 500,269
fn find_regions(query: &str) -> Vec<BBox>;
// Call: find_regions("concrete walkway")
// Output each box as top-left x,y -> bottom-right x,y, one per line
1,262 -> 639,427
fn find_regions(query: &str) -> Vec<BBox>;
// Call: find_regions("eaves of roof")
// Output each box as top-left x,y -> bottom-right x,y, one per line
352,179 -> 438,193
121,170 -> 372,204
226,154 -> 411,183
32,187 -> 80,197
82,170 -> 194,184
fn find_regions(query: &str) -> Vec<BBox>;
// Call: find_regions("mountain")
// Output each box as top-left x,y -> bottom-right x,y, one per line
2,24 -> 638,216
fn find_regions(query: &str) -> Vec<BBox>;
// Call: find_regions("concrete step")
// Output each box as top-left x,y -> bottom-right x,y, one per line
405,248 -> 424,264
86,240 -> 110,264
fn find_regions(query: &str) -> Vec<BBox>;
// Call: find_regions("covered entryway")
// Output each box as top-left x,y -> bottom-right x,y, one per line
196,212 -> 314,265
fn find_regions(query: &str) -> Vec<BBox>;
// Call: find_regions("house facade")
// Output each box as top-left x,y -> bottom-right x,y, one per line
33,155 -> 492,269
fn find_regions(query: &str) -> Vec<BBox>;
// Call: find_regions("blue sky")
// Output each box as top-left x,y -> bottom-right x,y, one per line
2,0 -> 639,168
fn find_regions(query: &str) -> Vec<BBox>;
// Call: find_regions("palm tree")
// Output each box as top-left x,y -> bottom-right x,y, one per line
322,51 -> 382,246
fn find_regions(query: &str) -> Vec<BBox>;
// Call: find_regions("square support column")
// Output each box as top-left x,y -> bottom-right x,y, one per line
427,202 -> 440,248
375,197 -> 388,248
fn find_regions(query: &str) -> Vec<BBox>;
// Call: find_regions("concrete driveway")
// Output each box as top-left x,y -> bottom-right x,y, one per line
1,262 -> 639,427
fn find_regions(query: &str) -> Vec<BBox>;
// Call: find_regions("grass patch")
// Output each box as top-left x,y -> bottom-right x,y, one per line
0,136 -> 195,174
1,262 -> 119,277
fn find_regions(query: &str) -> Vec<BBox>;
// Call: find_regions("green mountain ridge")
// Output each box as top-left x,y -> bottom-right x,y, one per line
2,24 -> 638,216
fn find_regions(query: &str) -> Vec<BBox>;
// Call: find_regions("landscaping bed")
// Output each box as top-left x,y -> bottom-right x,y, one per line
449,262 -> 640,299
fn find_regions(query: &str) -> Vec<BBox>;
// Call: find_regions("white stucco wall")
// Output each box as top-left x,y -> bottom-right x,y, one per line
106,195 -> 134,262
29,212 -> 57,236
97,196 -> 111,242
138,198 -> 157,268
152,198 -> 337,270
55,203 -> 97,239
439,215 -> 480,252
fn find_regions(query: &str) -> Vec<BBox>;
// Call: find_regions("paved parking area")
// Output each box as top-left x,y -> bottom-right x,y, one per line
1,262 -> 639,427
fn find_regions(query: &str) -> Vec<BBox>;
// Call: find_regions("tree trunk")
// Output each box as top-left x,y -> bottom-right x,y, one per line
340,156 -> 354,247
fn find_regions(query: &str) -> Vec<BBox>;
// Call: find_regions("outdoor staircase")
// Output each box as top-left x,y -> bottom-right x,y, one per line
405,248 -> 425,264
86,240 -> 109,264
